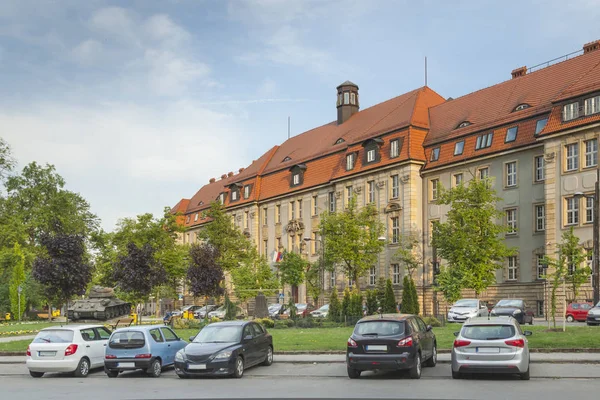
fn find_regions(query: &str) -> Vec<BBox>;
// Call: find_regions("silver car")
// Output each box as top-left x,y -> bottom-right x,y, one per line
447,299 -> 489,323
451,316 -> 532,380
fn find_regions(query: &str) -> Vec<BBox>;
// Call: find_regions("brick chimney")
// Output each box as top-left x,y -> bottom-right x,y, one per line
511,66 -> 527,79
227,171 -> 234,177
336,81 -> 359,124
209,178 -> 216,183
583,40 -> 600,54
220,174 -> 227,180
239,167 -> 245,173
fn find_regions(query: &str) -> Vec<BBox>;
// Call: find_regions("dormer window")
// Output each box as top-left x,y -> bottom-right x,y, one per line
563,102 -> 579,121
219,193 -> 225,204
505,126 -> 518,143
343,92 -> 349,104
390,138 -> 401,158
228,183 -> 242,202
194,213 -> 199,222
361,138 -> 383,164
185,215 -> 191,224
283,156 -> 291,162
231,191 -> 238,201
346,153 -> 355,170
585,96 -> 600,115
335,138 -> 345,145
457,121 -> 472,129
292,174 -> 300,185
289,164 -> 307,187
350,93 -> 356,105
244,185 -> 251,199
367,149 -> 376,162
430,147 -> 440,161
514,104 -> 530,111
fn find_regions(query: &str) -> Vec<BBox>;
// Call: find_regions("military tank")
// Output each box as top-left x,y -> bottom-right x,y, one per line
68,286 -> 131,321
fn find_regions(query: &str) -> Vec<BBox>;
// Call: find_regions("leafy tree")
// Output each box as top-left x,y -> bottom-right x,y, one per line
229,255 -> 279,304
433,178 -> 514,297
0,137 -> 15,182
328,288 -> 341,322
341,288 -> 351,319
287,297 -> 298,321
9,243 -> 26,319
401,275 -> 414,314
187,243 -> 225,300
278,251 -> 306,287
112,242 -> 167,308
383,279 -> 397,313
375,277 -> 386,309
544,228 -> 588,328
320,197 -> 385,289
305,261 -> 322,306
435,265 -> 463,304
410,277 -> 420,315
365,289 -> 378,315
394,230 -> 423,278
349,289 -> 363,318
223,292 -> 237,321
32,233 -> 93,320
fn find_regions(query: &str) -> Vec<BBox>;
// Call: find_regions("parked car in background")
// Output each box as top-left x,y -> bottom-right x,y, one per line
490,299 -> 533,325
310,304 -> 329,318
451,316 -> 532,380
268,303 -> 287,319
175,321 -> 273,378
26,325 -> 112,378
104,325 -> 187,378
566,302 -> 593,322
194,305 -> 220,319
587,302 -> 600,326
208,305 -> 246,320
346,314 -> 437,379
283,304 -> 315,318
447,299 -> 489,322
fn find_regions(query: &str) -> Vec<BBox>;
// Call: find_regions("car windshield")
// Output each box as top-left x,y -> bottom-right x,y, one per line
193,325 -> 242,343
454,300 -> 478,308
317,305 -> 329,312
496,300 -> 523,308
462,325 -> 516,340
355,321 -> 405,336
32,330 -> 74,344
109,331 -> 145,349
596,302 -> 600,308
296,304 -> 307,310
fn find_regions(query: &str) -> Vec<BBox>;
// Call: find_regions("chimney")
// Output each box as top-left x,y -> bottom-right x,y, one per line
221,174 -> 227,180
336,81 -> 359,124
239,167 -> 245,173
227,171 -> 234,177
511,66 -> 527,79
583,40 -> 600,54
209,178 -> 216,183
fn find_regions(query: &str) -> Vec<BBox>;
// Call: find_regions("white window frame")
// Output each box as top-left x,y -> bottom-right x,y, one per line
585,96 -> 600,115
536,254 -> 545,279
346,186 -> 353,206
392,264 -> 401,285
565,143 -> 579,171
330,270 -> 336,288
534,155 -> 545,182
344,92 -> 349,104
507,256 -> 517,281
506,161 -> 517,187
391,216 -> 400,244
478,167 -> 489,180
390,139 -> 399,158
293,173 -> 300,185
506,208 -> 517,235
298,199 -> 303,219
346,153 -> 355,170
535,204 -> 545,232
586,196 -> 594,224
194,213 -> 199,222
231,190 -> 238,201
350,92 -> 356,105
312,195 -> 318,216
453,173 -> 463,186
430,179 -> 439,201
505,126 -> 518,143
369,266 -> 376,286
367,149 -> 376,163
585,139 -> 598,168
328,192 -> 336,213
276,205 -> 281,223
566,197 -> 579,226
563,102 -> 579,121
368,181 -> 375,203
244,185 -> 250,198
263,208 -> 268,226
391,175 -> 399,198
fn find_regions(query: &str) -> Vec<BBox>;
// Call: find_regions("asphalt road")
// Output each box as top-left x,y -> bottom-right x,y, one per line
1,362 -> 599,400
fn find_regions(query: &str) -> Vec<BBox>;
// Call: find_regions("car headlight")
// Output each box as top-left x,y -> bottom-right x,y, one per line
490,310 -> 497,315
175,350 -> 185,362
214,351 -> 232,359
589,310 -> 598,316
513,309 -> 522,315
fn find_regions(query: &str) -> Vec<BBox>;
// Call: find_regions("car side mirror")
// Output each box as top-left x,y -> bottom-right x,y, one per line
453,331 -> 459,337
189,336 -> 196,342
426,325 -> 433,332
523,331 -> 533,336
243,335 -> 253,342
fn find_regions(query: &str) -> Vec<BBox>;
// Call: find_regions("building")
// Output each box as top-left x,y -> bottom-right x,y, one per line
173,40 -> 600,316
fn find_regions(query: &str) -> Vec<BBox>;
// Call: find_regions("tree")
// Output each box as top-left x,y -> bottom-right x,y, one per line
305,261 -> 322,306
328,288 -> 341,322
341,288 -> 351,319
278,251 -> 306,288
223,292 -> 237,321
112,242 -> 167,309
432,178 -> 514,297
32,233 -> 93,320
320,197 -> 385,289
375,277 -> 386,309
0,137 -> 15,182
383,279 -> 397,313
394,230 -> 423,279
435,265 -> 463,304
401,275 -> 414,314
410,277 -> 420,315
9,243 -> 26,319
543,228 -> 589,328
365,290 -> 378,315
229,255 -> 279,304
187,243 -> 225,300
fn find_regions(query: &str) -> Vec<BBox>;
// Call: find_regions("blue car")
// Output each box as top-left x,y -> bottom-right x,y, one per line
104,325 -> 187,378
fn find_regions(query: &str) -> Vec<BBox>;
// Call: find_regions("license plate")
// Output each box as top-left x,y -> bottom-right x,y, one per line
188,364 -> 207,370
477,347 -> 500,353
366,345 -> 387,351
118,362 -> 135,368
38,351 -> 56,357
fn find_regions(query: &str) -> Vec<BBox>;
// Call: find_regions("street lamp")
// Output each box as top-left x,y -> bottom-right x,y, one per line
574,187 -> 599,305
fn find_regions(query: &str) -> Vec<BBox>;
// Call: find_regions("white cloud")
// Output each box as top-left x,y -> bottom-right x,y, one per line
71,39 -> 103,65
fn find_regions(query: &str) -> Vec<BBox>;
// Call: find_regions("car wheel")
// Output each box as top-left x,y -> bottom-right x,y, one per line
409,353 -> 421,379
452,370 -> 461,379
105,369 -> 119,378
566,315 -> 574,322
29,371 -> 44,378
233,356 -> 244,378
520,366 -> 530,380
424,344 -> 437,367
347,367 -> 361,379
73,358 -> 90,378
262,346 -> 273,366
147,359 -> 162,378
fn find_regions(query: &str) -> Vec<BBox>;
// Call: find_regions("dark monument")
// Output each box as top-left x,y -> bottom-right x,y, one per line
254,292 -> 269,318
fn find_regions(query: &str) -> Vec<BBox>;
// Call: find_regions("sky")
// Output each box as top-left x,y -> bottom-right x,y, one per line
1,0 -> 599,232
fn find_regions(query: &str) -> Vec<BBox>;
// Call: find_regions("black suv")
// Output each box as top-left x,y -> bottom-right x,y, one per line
346,314 -> 437,379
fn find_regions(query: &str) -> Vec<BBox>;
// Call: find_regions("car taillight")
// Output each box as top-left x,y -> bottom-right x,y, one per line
135,354 -> 152,359
397,336 -> 413,347
105,354 -> 116,359
64,344 -> 78,356
505,339 -> 525,348
26,346 -> 31,357
453,339 -> 471,348
347,338 -> 358,348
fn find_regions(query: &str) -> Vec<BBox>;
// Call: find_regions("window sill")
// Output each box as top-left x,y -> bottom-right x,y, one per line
533,180 -> 545,184
562,169 -> 580,175
505,233 -> 519,238
504,185 -> 519,190
505,279 -> 519,283
583,165 -> 598,170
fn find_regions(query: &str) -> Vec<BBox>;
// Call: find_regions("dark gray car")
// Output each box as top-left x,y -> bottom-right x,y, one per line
490,299 -> 533,325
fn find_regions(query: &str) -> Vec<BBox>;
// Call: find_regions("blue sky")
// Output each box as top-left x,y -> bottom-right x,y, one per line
1,0 -> 599,231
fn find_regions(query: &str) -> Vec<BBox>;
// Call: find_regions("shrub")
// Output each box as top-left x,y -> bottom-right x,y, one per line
365,289 -> 378,315
296,318 -> 315,328
410,277 -> 420,315
328,289 -> 341,322
273,320 -> 289,329
422,316 -> 442,327
349,289 -> 363,318
383,279 -> 397,313
341,288 -> 351,319
285,318 -> 295,328
255,318 -> 275,328
401,275 -> 413,314
376,277 -> 386,308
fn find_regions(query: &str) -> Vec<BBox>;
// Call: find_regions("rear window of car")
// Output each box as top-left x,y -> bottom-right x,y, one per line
109,331 -> 146,349
461,325 -> 516,340
33,330 -> 74,344
354,321 -> 405,336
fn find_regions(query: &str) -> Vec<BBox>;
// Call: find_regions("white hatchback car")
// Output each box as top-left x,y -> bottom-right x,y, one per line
26,325 -> 112,378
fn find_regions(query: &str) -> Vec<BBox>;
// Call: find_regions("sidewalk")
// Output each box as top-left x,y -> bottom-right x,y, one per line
2,352 -> 600,365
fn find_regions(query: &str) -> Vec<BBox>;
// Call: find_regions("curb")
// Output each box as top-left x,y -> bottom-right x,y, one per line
275,348 -> 600,355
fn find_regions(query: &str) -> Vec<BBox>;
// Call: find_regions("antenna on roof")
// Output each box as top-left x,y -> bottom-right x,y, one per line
425,56 -> 428,87
288,116 -> 291,139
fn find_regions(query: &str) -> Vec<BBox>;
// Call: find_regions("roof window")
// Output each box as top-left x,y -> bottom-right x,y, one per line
456,121 -> 471,129
475,133 -> 493,150
282,156 -> 292,162
514,104 -> 530,111
454,141 -> 464,156
335,138 -> 345,145
505,127 -> 518,143
535,118 -> 548,135
430,147 -> 440,161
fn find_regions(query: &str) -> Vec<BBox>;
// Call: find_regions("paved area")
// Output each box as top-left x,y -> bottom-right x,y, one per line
0,362 -> 599,400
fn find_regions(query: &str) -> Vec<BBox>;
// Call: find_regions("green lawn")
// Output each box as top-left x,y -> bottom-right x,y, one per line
0,340 -> 31,353
0,322 -> 61,335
